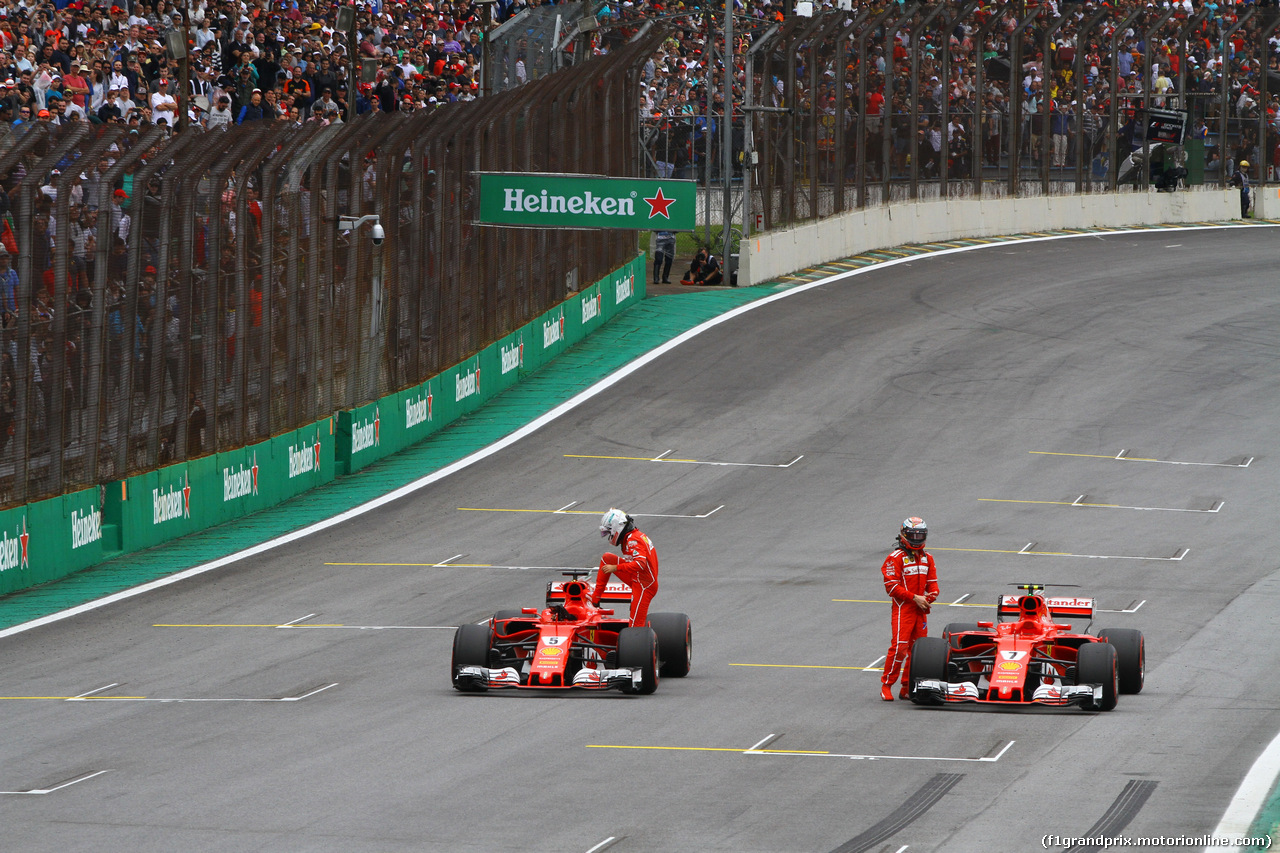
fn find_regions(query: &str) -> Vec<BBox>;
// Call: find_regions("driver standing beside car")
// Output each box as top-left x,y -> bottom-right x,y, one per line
593,508 -> 659,627
880,517 -> 939,701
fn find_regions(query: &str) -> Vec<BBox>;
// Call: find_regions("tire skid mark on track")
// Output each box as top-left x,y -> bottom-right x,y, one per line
829,772 -> 965,853
1064,779 -> 1159,853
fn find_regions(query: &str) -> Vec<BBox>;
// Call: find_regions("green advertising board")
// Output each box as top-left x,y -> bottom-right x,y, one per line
478,173 -> 696,231
0,487 -> 113,596
334,254 -> 646,475
107,418 -> 335,554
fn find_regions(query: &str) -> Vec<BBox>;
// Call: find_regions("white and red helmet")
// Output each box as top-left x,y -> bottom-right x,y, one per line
900,517 -> 927,551
599,508 -> 631,545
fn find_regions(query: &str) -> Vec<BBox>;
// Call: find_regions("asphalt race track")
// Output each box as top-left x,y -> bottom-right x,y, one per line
4,226 -> 1280,853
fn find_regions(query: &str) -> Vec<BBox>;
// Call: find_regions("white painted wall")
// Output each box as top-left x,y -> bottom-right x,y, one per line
739,187 -> 1249,287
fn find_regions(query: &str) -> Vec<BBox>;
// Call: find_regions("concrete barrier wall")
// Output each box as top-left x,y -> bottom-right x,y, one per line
741,188 -> 1244,287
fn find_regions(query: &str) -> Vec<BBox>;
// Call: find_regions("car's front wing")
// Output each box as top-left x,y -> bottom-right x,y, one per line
913,679 -> 1103,707
454,665 -> 643,691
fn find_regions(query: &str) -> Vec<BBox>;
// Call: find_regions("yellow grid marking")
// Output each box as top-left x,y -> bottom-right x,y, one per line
729,662 -> 880,671
586,744 -> 829,754
563,454 -> 697,462
324,562 -> 493,567
979,498 -> 1120,508
153,623 -> 344,628
1030,450 -> 1158,461
0,691 -> 146,696
832,598 -> 990,607
458,506 -> 597,514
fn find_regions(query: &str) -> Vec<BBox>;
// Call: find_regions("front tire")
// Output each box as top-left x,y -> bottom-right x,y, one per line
1076,642 -> 1118,711
908,636 -> 949,705
451,623 -> 492,692
648,612 -> 692,678
617,626 -> 659,695
1098,628 -> 1144,694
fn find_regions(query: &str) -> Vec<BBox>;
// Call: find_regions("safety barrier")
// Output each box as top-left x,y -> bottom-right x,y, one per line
0,254 -> 644,598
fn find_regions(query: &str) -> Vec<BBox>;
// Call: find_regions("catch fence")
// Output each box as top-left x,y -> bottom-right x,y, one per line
0,29 -> 659,509
635,2 -> 1276,241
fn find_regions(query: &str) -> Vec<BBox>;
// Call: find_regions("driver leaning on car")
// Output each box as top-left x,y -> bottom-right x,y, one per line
594,508 -> 660,627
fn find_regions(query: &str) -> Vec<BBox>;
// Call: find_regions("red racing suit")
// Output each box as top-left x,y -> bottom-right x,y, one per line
592,528 -> 659,627
881,545 -> 939,689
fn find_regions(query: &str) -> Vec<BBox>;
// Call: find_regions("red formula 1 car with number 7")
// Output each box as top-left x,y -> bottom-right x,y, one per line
451,571 -> 691,694
908,584 -> 1145,711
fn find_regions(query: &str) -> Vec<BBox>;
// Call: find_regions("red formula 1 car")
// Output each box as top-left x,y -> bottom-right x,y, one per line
451,571 -> 692,694
908,584 -> 1145,711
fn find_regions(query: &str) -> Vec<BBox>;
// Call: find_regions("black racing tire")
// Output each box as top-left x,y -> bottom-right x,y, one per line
1098,628 -> 1145,695
1076,642 -> 1118,711
451,623 -> 492,692
908,636 -> 950,705
942,622 -> 982,649
493,609 -> 524,622
617,626 -> 659,695
648,612 -> 692,678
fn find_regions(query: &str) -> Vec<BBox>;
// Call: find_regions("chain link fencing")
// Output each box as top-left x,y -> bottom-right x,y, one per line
0,29 -> 659,510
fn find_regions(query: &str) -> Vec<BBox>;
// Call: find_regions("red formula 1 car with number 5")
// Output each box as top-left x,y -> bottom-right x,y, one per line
908,584 -> 1145,711
451,571 -> 692,694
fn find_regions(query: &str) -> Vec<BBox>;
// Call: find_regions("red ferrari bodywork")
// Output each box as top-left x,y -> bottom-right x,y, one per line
909,587 -> 1144,711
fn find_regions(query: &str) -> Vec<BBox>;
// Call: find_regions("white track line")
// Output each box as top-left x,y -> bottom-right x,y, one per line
1207,728 -> 1280,852
1116,449 -> 1255,467
747,739 -> 1016,763
0,770 -> 112,795
69,683 -> 120,700
1,225 -> 1268,641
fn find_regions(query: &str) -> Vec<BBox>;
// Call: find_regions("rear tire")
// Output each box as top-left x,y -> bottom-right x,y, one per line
908,636 -> 949,705
1098,628 -> 1144,694
1076,642 -> 1118,711
451,623 -> 492,692
617,626 -> 659,695
648,612 -> 692,677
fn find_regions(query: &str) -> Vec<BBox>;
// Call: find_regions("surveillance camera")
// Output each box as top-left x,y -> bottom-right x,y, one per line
370,222 -> 385,245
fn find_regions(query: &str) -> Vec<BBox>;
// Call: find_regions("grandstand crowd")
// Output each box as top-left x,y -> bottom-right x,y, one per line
633,0 -> 1278,182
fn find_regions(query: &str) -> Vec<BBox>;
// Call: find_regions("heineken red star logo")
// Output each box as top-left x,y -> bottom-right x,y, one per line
374,407 -> 381,445
644,187 -> 675,219
19,516 -> 29,568
182,474 -> 191,517
251,452 -> 259,494
314,433 -> 322,468
427,388 -> 433,420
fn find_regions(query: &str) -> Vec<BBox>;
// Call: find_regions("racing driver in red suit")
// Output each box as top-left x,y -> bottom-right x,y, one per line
880,517 -> 939,701
593,508 -> 659,627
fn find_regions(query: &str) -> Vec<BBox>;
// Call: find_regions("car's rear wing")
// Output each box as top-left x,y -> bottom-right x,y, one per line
546,580 -> 634,605
998,595 -> 1095,622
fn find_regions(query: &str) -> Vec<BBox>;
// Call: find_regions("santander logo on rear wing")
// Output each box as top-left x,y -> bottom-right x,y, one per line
999,596 -> 1095,619
547,580 -> 634,604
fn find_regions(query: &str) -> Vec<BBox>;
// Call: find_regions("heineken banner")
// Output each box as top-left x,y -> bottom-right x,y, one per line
107,418 -> 335,554
0,488 -> 110,596
477,173 -> 696,231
